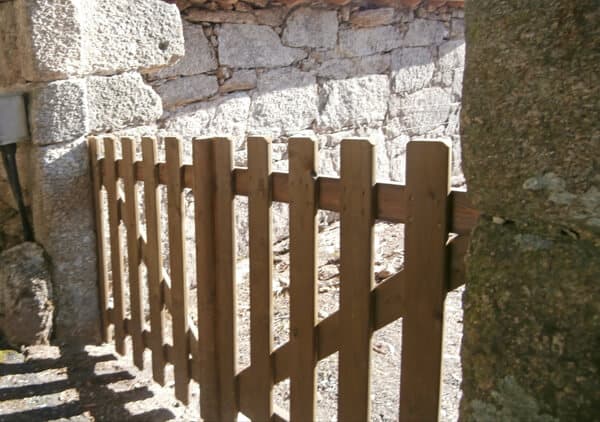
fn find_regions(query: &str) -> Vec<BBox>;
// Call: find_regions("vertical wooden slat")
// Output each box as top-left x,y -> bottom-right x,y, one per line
289,137 -> 318,422
247,136 -> 273,421
103,136 -> 126,355
122,137 -> 144,369
399,140 -> 451,422
88,136 -> 110,343
193,138 -> 220,421
142,136 -> 166,385
338,138 -> 375,422
214,138 -> 238,421
165,136 -> 190,404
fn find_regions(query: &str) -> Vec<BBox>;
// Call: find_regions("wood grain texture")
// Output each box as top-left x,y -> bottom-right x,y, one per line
213,138 -> 238,421
247,136 -> 274,421
103,136 -> 126,355
141,137 -> 166,385
338,138 -> 375,422
165,137 -> 190,404
121,137 -> 144,369
399,140 -> 451,422
193,138 -> 220,421
88,137 -> 110,343
288,137 -> 318,422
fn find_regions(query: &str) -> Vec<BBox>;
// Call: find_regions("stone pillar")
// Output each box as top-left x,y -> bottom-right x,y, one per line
0,0 -> 183,345
460,1 -> 599,419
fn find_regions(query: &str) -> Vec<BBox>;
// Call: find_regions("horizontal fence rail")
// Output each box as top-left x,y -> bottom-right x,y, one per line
89,135 -> 480,422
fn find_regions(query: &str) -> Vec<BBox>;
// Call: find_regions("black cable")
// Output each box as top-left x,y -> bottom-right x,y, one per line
1,143 -> 34,242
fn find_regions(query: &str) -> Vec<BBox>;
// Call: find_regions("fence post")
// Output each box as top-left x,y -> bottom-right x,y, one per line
165,136 -> 190,404
338,138 -> 376,422
399,140 -> 451,421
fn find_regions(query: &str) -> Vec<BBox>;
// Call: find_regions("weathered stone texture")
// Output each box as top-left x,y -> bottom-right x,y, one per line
461,1 -> 600,238
218,24 -> 306,68
249,68 -> 318,136
0,1 -> 22,87
154,74 -> 218,109
147,21 -> 217,80
29,78 -> 88,145
338,25 -> 404,57
31,138 -> 99,344
392,87 -> 453,135
16,0 -> 184,80
462,221 -> 600,420
402,18 -> 448,46
86,72 -> 163,133
282,7 -> 338,49
391,47 -> 435,93
349,8 -> 396,28
319,75 -> 390,131
0,242 -> 53,348
220,69 -> 257,93
317,54 -> 391,79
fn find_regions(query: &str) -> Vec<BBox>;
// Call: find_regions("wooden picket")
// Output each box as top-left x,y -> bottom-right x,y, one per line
89,134 -> 479,421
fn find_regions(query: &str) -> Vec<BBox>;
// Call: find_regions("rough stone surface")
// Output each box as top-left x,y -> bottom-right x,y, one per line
17,0 -> 184,80
154,74 -> 218,109
462,221 -> 600,420
338,25 -> 404,57
462,2 -> 600,238
317,54 -> 391,79
249,68 -> 318,136
281,7 -> 338,49
393,87 -> 454,135
0,242 -> 53,348
218,24 -> 306,68
402,18 -> 448,46
349,8 -> 396,27
0,1 -> 22,87
147,21 -> 217,80
219,69 -> 257,93
86,72 -> 163,133
31,138 -> 100,344
436,40 -> 464,89
29,78 -> 88,145
319,75 -> 390,131
391,47 -> 435,93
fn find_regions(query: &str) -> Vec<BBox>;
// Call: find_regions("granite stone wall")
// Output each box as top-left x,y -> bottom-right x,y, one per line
460,1 -> 600,419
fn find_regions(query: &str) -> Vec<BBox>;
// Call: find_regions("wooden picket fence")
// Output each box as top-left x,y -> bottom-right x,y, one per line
88,135 -> 479,421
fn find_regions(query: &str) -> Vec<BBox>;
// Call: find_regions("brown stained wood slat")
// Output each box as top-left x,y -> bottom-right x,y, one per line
212,138 -> 238,421
192,138 -> 220,421
288,137 -> 318,422
111,159 -> 479,235
103,136 -> 126,355
247,136 -> 274,421
165,137 -> 190,404
399,140 -> 451,422
121,137 -> 145,370
338,138 -> 376,422
141,137 -> 166,385
88,137 -> 110,343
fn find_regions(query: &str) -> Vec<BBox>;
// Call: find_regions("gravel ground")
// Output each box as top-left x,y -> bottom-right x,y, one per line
1,222 -> 464,421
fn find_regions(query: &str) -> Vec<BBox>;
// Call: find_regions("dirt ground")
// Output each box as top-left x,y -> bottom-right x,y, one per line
1,222 -> 464,421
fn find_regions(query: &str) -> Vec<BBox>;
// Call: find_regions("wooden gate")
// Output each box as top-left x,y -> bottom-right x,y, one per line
88,135 -> 478,421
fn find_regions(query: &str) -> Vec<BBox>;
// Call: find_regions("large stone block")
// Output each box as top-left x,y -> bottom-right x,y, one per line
317,54 -> 391,79
391,87 -> 453,135
86,72 -> 163,133
391,47 -> 435,94
319,75 -> 390,131
29,78 -> 88,145
154,74 -> 218,109
282,7 -> 338,49
402,18 -> 448,47
248,67 -> 318,136
0,1 -> 22,87
461,1 -> 600,237
338,25 -> 404,57
147,21 -> 217,80
462,220 -> 600,420
17,0 -> 184,81
0,242 -> 53,348
218,24 -> 306,68
30,137 -> 100,344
